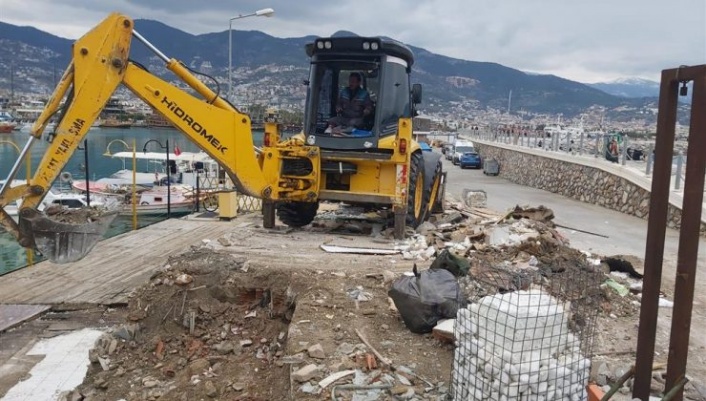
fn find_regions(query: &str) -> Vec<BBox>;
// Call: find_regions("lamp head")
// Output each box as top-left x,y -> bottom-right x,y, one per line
255,8 -> 274,17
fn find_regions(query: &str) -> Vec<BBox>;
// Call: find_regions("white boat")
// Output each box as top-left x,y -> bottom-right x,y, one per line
122,188 -> 195,216
0,180 -> 117,222
72,181 -> 196,216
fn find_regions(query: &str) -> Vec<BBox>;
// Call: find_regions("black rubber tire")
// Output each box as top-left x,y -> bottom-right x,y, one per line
424,160 -> 443,218
406,152 -> 426,228
276,201 -> 319,227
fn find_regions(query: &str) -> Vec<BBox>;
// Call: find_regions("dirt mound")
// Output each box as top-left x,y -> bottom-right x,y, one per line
72,249 -> 297,401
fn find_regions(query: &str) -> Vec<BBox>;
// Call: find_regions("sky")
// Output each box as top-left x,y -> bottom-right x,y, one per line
2,0 -> 705,83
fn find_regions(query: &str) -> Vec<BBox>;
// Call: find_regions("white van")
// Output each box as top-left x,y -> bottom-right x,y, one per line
452,140 -> 475,165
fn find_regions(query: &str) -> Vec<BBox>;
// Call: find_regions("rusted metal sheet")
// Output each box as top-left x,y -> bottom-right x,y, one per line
633,65 -> 706,401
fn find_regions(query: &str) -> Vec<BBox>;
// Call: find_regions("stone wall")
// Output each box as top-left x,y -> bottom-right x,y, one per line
475,143 -> 704,233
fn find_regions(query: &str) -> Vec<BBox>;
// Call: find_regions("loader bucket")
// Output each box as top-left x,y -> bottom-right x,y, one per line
20,208 -> 118,264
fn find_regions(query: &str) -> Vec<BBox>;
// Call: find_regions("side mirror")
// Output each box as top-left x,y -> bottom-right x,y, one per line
411,84 -> 422,104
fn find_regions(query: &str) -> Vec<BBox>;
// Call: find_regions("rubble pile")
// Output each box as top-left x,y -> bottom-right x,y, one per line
70,249 -> 296,401
394,202 -> 568,264
452,290 -> 591,401
63,200 -> 660,401
44,204 -> 113,224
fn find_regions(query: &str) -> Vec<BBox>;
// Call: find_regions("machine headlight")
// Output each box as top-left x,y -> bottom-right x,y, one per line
316,41 -> 324,49
370,42 -> 379,50
362,42 -> 370,50
324,41 -> 332,49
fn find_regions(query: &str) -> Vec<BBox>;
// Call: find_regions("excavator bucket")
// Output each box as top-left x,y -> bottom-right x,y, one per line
19,208 -> 118,264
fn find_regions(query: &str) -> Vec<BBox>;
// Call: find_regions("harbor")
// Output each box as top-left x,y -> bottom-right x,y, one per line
0,126 -> 265,275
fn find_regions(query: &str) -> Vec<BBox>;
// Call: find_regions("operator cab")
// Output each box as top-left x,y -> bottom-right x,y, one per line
303,36 -> 420,150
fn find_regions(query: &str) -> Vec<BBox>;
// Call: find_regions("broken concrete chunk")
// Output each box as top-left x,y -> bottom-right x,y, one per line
416,221 -> 436,235
307,343 -> 326,359
335,343 -> 356,356
292,364 -> 320,382
204,380 -> 218,397
188,358 -> 210,375
300,382 -> 321,394
462,189 -> 488,208
175,274 -> 193,285
213,341 -> 235,354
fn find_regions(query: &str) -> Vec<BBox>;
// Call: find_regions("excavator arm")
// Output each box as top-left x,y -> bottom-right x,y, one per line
0,13 -> 319,263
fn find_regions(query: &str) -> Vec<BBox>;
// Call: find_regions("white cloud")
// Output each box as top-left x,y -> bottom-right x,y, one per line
2,0 -> 704,82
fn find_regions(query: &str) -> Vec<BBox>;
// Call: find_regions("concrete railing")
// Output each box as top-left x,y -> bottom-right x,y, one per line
462,132 -> 706,234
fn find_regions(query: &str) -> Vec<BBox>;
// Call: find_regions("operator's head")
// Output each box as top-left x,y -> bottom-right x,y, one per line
348,72 -> 362,89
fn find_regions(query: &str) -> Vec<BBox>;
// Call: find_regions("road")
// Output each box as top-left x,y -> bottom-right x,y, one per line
440,154 -> 706,390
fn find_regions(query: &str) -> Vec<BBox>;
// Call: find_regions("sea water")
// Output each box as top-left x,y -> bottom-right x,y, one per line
0,127 -> 264,274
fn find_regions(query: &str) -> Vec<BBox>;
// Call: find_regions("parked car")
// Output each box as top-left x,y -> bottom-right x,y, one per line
459,151 -> 483,169
445,145 -> 454,160
452,141 -> 475,165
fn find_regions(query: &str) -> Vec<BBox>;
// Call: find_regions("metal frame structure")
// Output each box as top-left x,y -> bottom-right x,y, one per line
633,64 -> 706,401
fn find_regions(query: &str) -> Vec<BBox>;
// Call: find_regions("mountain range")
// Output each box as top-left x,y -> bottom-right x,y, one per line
0,18 -> 658,117
586,78 -> 660,98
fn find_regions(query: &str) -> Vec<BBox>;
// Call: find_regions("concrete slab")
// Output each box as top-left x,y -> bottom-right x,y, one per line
1,328 -> 104,401
0,305 -> 50,333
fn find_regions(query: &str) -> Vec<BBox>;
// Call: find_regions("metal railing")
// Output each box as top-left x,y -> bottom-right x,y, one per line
469,129 -> 688,191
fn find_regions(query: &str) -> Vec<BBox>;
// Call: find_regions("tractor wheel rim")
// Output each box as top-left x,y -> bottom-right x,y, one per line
428,173 -> 440,212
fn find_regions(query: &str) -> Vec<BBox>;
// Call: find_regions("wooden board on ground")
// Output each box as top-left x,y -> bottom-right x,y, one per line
320,244 -> 399,255
0,304 -> 50,332
0,218 -> 234,306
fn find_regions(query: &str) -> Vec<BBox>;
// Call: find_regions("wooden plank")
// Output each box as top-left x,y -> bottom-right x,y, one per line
0,304 -> 50,332
0,217 -> 235,305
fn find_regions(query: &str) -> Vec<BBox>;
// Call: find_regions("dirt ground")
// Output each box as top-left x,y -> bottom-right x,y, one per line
3,200 -> 705,401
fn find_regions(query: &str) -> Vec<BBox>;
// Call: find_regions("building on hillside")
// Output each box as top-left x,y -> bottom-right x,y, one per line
413,115 -> 432,143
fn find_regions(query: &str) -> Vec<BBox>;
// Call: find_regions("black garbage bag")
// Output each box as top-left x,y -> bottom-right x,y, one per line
430,249 -> 470,277
388,265 -> 464,334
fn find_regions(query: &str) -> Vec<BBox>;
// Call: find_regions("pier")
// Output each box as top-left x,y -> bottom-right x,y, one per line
0,216 -> 233,307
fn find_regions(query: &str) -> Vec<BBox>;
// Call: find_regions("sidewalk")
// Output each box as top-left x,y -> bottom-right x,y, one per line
462,132 -> 706,225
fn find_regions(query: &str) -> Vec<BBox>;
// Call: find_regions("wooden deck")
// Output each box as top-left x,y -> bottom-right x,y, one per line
0,218 -> 235,306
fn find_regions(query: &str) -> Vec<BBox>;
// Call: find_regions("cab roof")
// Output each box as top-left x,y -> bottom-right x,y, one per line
305,36 -> 415,67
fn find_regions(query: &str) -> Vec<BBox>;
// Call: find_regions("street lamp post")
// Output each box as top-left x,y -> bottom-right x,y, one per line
143,139 -> 171,218
228,8 -> 274,102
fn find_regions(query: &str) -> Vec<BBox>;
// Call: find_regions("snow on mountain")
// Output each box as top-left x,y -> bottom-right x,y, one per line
587,77 -> 660,98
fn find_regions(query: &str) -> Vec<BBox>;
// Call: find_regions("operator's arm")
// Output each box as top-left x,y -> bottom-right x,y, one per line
362,90 -> 373,116
335,88 -> 348,114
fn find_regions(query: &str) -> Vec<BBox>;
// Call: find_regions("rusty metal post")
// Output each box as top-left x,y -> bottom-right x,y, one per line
664,66 -> 706,401
632,67 -> 680,401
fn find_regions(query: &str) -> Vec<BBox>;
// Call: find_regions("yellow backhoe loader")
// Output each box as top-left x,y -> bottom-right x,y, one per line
0,13 -> 445,264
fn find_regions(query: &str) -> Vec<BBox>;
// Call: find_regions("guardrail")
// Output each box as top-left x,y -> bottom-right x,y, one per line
467,129 -> 688,192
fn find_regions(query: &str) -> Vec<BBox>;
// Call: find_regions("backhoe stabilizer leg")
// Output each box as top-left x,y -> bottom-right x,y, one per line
393,208 -> 406,240
262,200 -> 276,229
